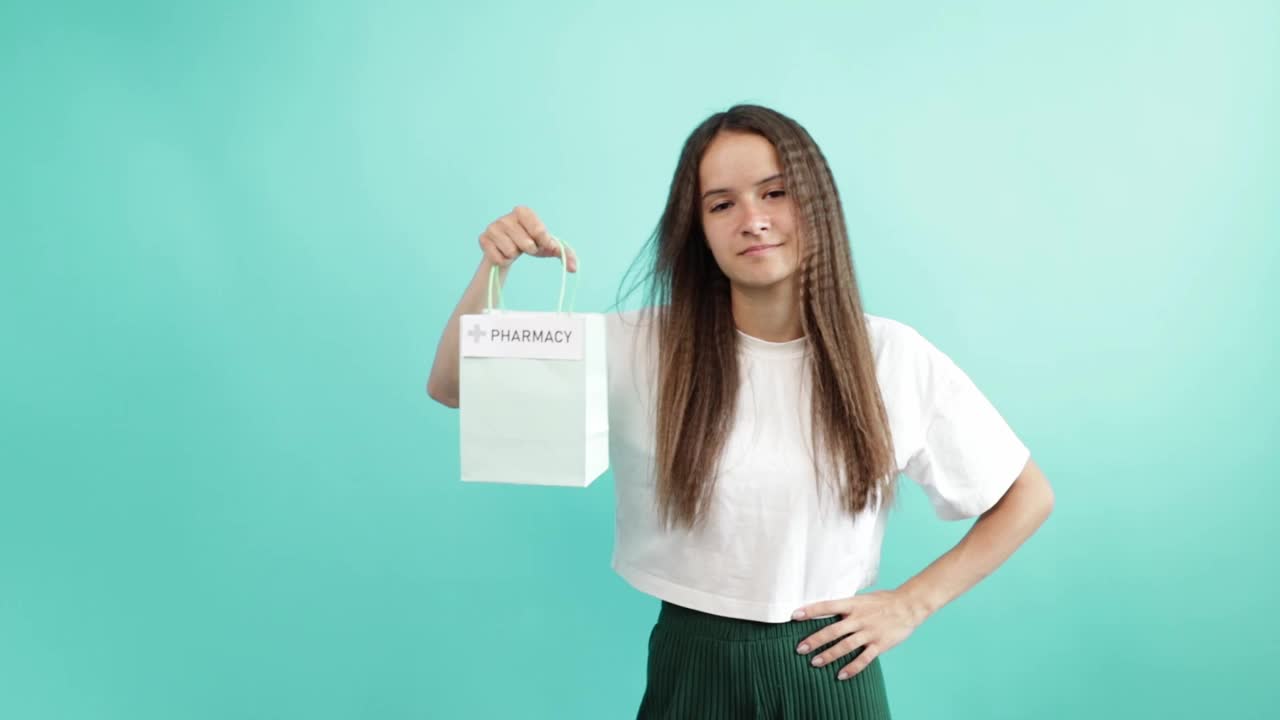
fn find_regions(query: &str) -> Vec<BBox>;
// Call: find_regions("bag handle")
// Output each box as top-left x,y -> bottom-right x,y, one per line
485,235 -> 578,314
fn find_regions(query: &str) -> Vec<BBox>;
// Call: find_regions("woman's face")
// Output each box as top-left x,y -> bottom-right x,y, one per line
698,131 -> 800,292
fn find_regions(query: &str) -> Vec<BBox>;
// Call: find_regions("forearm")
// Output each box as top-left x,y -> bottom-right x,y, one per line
896,459 -> 1054,622
426,258 -> 509,407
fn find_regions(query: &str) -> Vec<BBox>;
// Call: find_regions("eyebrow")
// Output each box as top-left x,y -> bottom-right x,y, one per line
701,173 -> 783,201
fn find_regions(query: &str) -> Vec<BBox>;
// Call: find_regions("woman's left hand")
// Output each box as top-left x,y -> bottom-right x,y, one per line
791,589 -> 928,680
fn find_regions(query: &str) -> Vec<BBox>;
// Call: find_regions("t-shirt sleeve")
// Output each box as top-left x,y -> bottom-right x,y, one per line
900,328 -> 1031,521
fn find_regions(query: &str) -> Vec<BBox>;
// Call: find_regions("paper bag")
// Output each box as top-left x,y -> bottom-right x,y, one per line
457,245 -> 609,487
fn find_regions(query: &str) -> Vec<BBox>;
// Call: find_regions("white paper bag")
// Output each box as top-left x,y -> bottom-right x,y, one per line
457,248 -> 608,487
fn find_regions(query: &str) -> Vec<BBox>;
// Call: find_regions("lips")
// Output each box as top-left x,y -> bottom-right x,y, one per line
740,243 -> 781,256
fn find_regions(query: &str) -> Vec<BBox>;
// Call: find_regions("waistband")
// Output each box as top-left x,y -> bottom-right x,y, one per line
655,600 -> 842,642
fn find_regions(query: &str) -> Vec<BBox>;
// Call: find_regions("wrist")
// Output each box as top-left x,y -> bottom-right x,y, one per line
475,256 -> 512,281
894,582 -> 940,625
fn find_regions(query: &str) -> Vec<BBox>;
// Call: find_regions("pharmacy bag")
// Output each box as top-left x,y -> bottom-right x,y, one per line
457,239 -> 608,487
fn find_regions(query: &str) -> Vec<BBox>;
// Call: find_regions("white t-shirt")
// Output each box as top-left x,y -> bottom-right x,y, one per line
605,309 -> 1031,623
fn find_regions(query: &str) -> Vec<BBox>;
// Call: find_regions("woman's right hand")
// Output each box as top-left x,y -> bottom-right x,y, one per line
479,205 -> 577,272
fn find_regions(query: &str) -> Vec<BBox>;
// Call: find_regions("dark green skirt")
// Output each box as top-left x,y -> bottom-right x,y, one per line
637,601 -> 892,719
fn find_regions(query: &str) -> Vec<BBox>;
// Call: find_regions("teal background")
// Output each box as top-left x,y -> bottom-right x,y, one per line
3,1 -> 1277,718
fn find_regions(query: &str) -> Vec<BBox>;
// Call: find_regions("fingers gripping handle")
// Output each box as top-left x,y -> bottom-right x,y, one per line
485,235 -> 578,314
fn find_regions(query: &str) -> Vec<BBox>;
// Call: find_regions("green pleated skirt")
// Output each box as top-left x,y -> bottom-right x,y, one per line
637,601 -> 892,719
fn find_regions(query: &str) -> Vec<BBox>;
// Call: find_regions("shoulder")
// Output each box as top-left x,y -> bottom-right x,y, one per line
863,312 -> 918,343
862,312 -> 932,366
861,312 -> 953,412
603,308 -> 661,417
607,306 -> 651,327
605,307 -> 661,370
606,306 -> 657,343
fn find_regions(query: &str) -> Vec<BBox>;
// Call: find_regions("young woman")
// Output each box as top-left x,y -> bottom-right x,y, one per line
427,104 -> 1055,719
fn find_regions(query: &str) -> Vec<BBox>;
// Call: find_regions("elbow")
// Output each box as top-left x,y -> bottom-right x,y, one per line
1008,458 -> 1054,525
1037,486 -> 1055,526
426,379 -> 459,408
1031,465 -> 1055,524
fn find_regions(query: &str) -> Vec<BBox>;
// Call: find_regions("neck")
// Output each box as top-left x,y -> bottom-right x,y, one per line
729,280 -> 804,342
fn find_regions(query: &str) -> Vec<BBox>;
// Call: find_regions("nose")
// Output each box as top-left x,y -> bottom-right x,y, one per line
742,211 -> 770,237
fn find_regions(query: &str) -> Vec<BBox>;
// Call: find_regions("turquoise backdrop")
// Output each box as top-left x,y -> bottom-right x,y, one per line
3,1 -> 1276,718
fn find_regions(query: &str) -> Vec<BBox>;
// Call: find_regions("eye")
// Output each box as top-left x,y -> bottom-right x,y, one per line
765,189 -> 787,199
709,201 -> 731,213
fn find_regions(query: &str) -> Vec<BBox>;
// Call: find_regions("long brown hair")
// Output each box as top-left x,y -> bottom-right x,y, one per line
618,104 -> 897,531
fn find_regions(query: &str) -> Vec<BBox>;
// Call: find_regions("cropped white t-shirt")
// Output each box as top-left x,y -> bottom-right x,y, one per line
605,309 -> 1030,623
